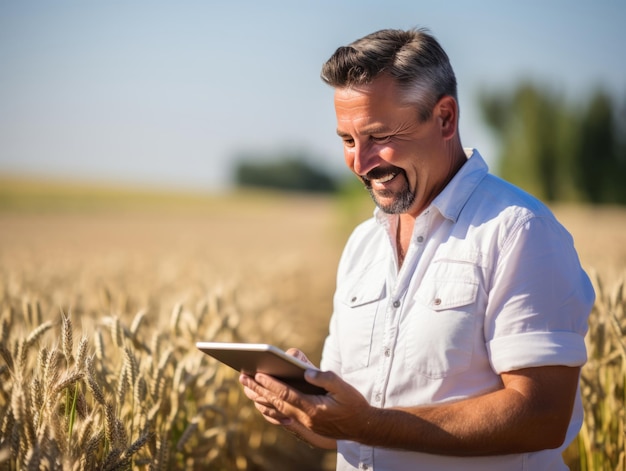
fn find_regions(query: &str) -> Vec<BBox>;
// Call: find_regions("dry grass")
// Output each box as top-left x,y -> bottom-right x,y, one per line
0,184 -> 624,470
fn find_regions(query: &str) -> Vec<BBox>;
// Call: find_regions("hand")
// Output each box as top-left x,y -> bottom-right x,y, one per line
238,347 -> 314,426
240,372 -> 295,425
241,362 -> 374,442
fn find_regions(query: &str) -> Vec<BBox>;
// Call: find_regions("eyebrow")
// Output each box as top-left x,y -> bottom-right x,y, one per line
336,125 -> 393,138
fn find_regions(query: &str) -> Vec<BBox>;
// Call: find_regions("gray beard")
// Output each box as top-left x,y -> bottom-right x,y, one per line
361,167 -> 415,214
366,183 -> 415,214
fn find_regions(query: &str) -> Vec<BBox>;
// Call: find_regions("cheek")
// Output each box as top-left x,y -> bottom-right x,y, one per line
376,142 -> 406,163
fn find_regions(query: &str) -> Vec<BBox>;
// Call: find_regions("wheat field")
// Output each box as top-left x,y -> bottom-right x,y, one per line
0,183 -> 624,470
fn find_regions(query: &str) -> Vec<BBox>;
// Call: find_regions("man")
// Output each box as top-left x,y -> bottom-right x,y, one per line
240,28 -> 594,470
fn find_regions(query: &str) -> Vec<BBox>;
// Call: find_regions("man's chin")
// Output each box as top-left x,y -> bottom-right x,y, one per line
369,189 -> 415,215
371,197 -> 406,215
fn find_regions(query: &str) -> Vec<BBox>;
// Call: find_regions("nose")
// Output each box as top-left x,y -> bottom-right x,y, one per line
350,141 -> 380,176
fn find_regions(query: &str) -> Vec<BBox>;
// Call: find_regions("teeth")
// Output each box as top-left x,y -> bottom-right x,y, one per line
373,173 -> 397,184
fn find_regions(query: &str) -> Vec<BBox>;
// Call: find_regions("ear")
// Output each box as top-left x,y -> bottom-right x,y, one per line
435,95 -> 458,140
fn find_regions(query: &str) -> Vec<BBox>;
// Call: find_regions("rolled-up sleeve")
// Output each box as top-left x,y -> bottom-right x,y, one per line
485,214 -> 595,374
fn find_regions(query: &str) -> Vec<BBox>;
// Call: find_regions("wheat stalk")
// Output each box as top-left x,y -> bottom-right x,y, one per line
25,320 -> 53,349
86,356 -> 106,406
94,330 -> 105,361
111,316 -> 124,349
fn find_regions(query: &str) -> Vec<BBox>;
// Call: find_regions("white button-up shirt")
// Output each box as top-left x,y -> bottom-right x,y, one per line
321,149 -> 594,471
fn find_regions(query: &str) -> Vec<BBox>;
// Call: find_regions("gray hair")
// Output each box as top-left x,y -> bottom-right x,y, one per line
321,28 -> 458,121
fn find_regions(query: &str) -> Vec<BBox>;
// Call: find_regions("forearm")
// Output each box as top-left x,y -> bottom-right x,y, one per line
356,385 -> 569,455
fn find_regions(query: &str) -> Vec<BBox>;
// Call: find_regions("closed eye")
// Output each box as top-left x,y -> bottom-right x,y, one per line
371,135 -> 391,144
341,137 -> 355,147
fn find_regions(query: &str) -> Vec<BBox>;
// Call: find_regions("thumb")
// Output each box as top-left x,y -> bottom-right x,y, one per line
304,368 -> 339,391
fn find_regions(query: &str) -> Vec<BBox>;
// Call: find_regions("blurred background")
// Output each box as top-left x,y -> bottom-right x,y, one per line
1,0 -> 625,202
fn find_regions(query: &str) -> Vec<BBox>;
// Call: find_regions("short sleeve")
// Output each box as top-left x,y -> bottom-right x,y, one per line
485,215 -> 595,373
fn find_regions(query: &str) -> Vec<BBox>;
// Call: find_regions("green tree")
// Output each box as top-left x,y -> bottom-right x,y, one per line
479,82 -> 626,204
576,90 -> 626,203
480,82 -> 569,201
233,150 -> 338,194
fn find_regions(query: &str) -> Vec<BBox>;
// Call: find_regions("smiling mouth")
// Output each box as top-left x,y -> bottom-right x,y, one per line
362,168 -> 401,188
371,172 -> 397,184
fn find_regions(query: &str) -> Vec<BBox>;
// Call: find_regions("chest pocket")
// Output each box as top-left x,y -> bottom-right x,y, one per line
335,269 -> 387,375
406,260 -> 480,379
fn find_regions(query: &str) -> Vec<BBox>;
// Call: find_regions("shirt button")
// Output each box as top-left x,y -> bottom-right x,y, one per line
417,235 -> 424,243
384,347 -> 391,357
375,393 -> 382,402
392,300 -> 400,308
433,298 -> 442,306
351,296 -> 357,303
360,465 -> 369,470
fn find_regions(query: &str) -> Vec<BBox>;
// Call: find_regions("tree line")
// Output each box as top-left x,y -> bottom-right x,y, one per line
233,150 -> 338,194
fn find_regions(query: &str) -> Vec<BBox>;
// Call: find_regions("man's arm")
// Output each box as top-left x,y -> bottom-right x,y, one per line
242,364 -> 580,456
355,365 -> 579,454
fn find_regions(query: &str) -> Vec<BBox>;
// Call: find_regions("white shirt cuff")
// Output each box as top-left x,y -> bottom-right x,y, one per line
488,331 -> 587,373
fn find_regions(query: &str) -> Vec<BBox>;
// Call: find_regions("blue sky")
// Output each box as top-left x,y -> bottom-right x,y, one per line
1,1 -> 624,191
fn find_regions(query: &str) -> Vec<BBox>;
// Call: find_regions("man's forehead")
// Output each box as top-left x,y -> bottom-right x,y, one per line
333,75 -> 397,98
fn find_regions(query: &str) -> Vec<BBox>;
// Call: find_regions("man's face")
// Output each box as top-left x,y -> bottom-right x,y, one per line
334,75 -> 453,218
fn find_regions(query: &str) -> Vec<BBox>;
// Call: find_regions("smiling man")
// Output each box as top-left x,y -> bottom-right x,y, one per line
240,28 -> 594,470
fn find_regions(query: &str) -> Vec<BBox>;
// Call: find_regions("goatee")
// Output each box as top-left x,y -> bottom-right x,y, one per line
361,168 -> 415,214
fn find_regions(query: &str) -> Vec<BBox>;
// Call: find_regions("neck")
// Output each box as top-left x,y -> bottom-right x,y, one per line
407,145 -> 466,219
395,216 -> 411,268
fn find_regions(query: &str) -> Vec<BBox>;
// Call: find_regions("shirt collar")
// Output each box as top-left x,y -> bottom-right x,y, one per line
374,148 -> 489,225
432,148 -> 488,222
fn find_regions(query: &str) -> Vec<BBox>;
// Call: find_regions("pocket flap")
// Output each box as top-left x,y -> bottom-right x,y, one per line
340,271 -> 387,308
415,260 -> 479,311
416,278 -> 478,311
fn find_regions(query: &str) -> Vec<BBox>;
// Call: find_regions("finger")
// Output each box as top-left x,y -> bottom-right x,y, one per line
254,373 -> 307,408
242,385 -> 273,407
285,347 -> 311,364
240,375 -> 265,401
240,373 -> 299,426
240,373 -> 270,397
254,402 -> 293,426
241,373 -> 295,414
240,375 -> 286,411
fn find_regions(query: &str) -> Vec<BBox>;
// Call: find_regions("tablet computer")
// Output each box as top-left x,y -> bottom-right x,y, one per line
196,342 -> 326,395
